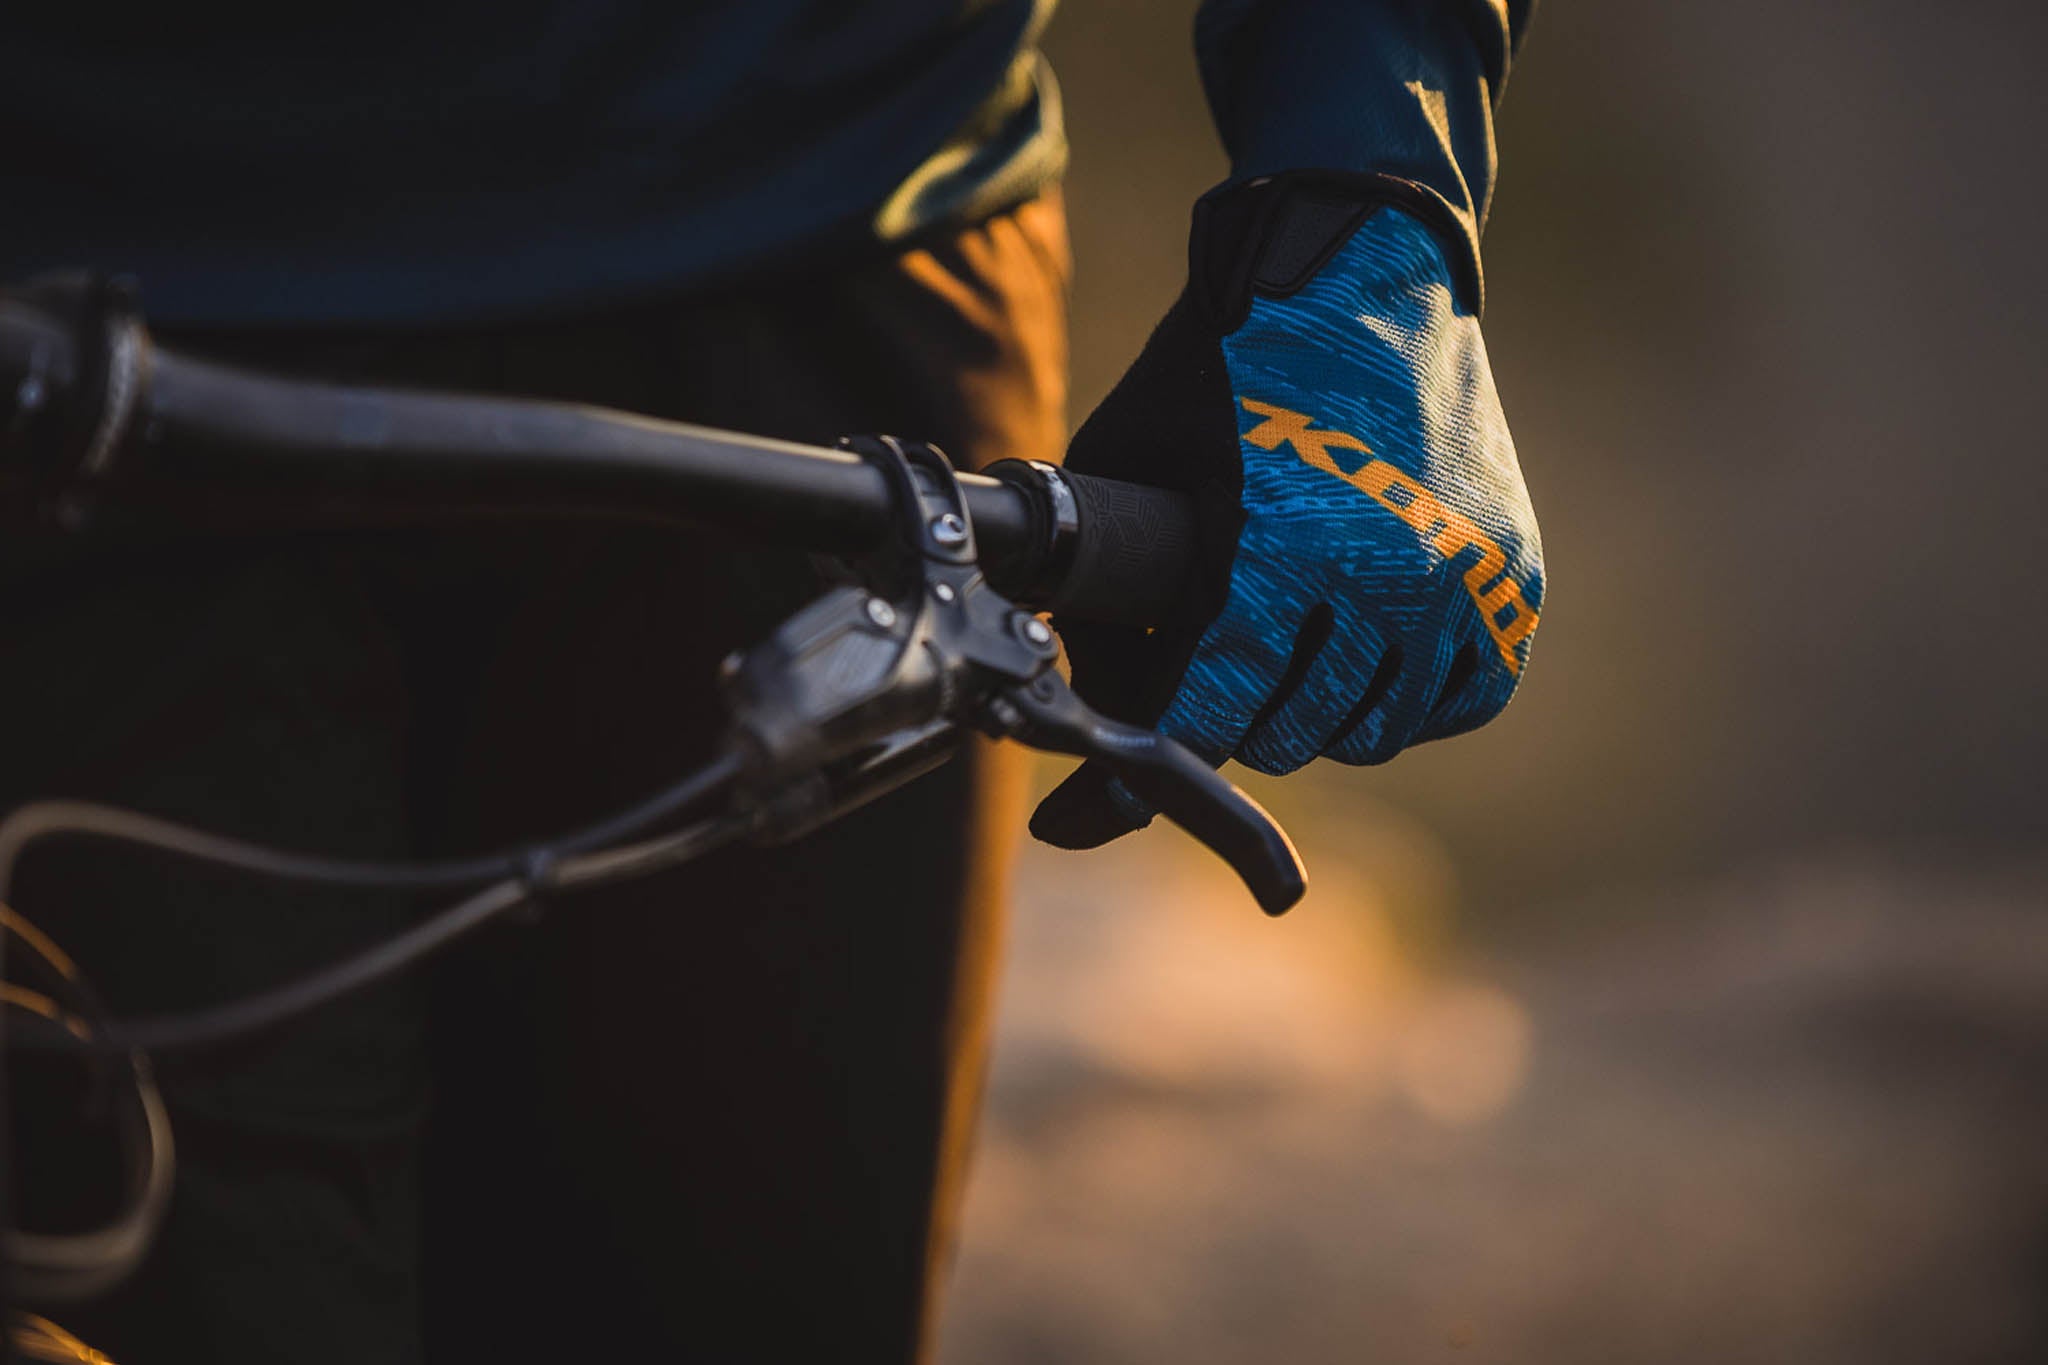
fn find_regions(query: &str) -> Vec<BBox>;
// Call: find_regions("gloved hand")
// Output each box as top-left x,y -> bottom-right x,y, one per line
1032,174 -> 1544,849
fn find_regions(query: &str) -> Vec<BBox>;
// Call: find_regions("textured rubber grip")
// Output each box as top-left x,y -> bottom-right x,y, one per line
1047,471 -> 1200,626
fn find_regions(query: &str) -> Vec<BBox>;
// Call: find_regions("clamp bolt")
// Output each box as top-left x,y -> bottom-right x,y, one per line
929,513 -> 969,547
932,582 -> 957,604
1013,612 -> 1057,654
865,597 -> 899,629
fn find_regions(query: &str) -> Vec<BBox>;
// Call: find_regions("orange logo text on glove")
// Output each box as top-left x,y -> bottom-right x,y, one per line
1239,398 -> 1540,674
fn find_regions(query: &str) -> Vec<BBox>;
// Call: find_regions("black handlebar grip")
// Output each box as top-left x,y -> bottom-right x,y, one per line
1044,470 -> 1201,627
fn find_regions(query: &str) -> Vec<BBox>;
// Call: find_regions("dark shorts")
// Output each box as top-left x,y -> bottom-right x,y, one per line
1,194 -> 1070,1363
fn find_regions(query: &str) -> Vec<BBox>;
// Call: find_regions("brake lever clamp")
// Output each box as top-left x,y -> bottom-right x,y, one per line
720,435 -> 1306,914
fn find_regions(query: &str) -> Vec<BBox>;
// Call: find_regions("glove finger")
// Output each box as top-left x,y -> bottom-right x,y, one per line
1323,636 -> 1452,766
1407,641 -> 1502,747
1146,592 -> 1314,772
1029,760 -> 1156,850
1236,611 -> 1392,775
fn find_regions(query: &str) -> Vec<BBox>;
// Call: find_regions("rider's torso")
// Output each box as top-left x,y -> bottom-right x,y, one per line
0,0 -> 1065,324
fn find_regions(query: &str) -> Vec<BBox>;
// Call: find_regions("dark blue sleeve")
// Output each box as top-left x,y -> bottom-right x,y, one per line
1195,0 -> 1534,309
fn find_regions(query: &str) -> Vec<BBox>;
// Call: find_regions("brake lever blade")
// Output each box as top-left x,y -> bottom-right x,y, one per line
1000,675 -> 1308,916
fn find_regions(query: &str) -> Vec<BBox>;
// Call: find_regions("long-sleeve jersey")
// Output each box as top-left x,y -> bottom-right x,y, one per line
0,2 -> 1531,325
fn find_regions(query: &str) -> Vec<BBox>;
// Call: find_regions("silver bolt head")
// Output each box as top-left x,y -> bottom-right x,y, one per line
930,513 -> 969,546
865,597 -> 899,629
932,582 -> 957,603
1022,616 -> 1054,646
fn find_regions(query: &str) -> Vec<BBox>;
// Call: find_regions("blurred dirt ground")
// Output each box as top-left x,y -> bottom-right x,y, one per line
940,808 -> 2048,1364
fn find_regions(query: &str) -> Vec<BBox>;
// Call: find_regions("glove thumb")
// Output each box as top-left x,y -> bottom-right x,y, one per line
1029,760 -> 1156,850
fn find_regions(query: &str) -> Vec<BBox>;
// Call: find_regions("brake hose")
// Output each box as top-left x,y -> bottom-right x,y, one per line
0,751 -> 747,1055
1,903 -> 173,1306
0,750 -> 748,895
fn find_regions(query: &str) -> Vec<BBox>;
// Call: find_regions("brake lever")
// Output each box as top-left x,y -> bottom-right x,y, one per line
993,671 -> 1307,917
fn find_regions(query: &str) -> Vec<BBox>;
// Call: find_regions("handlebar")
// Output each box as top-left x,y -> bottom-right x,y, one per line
0,289 -> 1203,627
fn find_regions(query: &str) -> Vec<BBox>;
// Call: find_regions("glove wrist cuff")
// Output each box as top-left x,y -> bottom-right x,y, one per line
1192,171 -> 1485,322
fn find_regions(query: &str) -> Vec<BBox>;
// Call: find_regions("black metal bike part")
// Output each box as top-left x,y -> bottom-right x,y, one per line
720,434 -> 1043,834
0,288 -> 1199,628
0,754 -> 748,1057
720,435 -> 1307,913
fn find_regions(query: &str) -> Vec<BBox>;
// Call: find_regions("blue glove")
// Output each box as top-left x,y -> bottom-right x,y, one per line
1033,175 -> 1544,847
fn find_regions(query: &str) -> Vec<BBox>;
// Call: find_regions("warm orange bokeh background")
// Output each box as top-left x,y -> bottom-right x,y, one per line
939,3 -> 2048,1360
